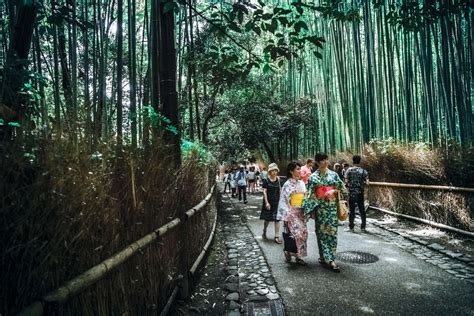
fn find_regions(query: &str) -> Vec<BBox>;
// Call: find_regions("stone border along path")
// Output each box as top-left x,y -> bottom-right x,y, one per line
365,217 -> 474,283
220,194 -> 284,316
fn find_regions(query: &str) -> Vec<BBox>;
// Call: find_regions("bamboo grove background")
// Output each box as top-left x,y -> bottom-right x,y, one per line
1,1 -> 471,162
278,0 -> 473,157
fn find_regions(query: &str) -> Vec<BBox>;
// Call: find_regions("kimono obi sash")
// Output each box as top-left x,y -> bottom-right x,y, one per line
315,186 -> 336,199
290,193 -> 305,207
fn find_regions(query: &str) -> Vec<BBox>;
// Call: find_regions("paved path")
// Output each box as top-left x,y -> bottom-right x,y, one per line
237,191 -> 474,315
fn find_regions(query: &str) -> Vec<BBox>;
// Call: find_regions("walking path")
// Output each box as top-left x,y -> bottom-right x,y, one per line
244,192 -> 474,315
175,184 -> 474,315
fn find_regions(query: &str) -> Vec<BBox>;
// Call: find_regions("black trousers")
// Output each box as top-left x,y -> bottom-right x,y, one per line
349,193 -> 366,229
238,185 -> 247,201
223,181 -> 230,192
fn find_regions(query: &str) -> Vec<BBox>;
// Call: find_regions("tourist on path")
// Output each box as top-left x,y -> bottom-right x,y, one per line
277,161 -> 308,265
302,153 -> 347,272
230,169 -> 237,198
345,155 -> 369,232
235,166 -> 248,203
261,167 -> 268,186
260,163 -> 282,244
247,166 -> 257,194
300,158 -> 314,185
333,163 -> 343,180
223,170 -> 231,193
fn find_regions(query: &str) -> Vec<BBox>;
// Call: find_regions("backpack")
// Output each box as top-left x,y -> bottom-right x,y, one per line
237,171 -> 246,186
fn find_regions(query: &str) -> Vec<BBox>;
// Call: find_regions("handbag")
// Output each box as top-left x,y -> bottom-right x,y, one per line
282,223 -> 297,253
337,192 -> 348,221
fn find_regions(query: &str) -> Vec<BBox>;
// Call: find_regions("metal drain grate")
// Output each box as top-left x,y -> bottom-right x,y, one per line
243,299 -> 285,316
336,251 -> 379,264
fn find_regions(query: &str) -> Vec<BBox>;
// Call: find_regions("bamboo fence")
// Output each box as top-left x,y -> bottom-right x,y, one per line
19,184 -> 217,316
369,182 -> 474,193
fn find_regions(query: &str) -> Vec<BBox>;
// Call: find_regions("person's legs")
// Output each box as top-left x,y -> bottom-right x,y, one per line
274,221 -> 280,238
357,194 -> 366,229
238,186 -> 243,201
315,222 -> 325,262
242,186 -> 247,202
348,196 -> 357,229
224,182 -> 229,193
263,220 -> 269,239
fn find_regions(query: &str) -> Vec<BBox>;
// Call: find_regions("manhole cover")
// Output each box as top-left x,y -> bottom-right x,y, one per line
336,251 -> 379,264
243,299 -> 285,316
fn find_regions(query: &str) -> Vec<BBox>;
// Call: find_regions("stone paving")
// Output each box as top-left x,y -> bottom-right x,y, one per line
366,217 -> 474,282
220,194 -> 285,316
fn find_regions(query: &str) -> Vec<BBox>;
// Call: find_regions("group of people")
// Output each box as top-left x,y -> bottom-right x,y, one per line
259,153 -> 369,272
222,165 -> 268,203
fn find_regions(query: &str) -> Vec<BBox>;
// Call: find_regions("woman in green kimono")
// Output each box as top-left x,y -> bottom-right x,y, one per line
302,152 -> 347,272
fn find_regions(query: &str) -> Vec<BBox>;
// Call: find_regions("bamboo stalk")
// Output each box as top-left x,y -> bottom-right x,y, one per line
368,206 -> 474,238
19,184 -> 216,316
369,182 -> 474,193
190,210 -> 217,275
131,159 -> 137,208
160,284 -> 180,316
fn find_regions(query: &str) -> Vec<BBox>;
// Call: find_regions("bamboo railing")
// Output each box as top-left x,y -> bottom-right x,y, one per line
369,181 -> 474,193
367,181 -> 474,236
19,184 -> 217,316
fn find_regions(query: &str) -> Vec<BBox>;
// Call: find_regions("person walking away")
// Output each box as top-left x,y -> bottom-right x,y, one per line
247,167 -> 256,194
223,170 -> 231,193
255,169 -> 261,188
261,167 -> 268,187
260,163 -> 282,244
341,163 -> 350,178
300,158 -> 314,185
345,155 -> 369,232
277,162 -> 308,265
230,169 -> 237,198
302,153 -> 347,272
236,166 -> 248,203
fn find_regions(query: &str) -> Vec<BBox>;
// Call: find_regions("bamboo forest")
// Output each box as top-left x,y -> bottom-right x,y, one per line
1,0 -> 473,315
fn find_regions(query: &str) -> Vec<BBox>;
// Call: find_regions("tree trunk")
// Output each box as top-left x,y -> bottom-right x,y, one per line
158,0 -> 181,164
1,3 -> 37,129
116,0 -> 123,149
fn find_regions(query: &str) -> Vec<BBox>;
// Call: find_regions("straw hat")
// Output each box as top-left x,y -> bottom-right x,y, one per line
268,163 -> 279,172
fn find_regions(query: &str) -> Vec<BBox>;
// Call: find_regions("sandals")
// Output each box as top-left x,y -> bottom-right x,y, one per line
328,261 -> 341,273
319,258 -> 341,272
274,237 -> 282,244
295,258 -> 307,266
284,251 -> 292,262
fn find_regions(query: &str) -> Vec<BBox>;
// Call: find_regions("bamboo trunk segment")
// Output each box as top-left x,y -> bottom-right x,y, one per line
369,181 -> 474,193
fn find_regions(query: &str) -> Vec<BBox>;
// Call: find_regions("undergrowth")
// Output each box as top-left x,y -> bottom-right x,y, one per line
0,138 -> 216,315
332,140 -> 473,231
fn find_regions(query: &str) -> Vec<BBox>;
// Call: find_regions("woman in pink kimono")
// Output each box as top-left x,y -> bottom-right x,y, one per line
277,161 -> 308,265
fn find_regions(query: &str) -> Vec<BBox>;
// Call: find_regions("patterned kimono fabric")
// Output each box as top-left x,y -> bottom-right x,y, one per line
302,170 -> 347,263
277,179 -> 308,258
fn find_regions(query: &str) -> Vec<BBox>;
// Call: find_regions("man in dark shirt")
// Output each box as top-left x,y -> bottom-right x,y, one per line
345,155 -> 369,231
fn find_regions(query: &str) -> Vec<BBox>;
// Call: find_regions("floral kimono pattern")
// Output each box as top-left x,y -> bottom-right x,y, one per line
277,179 -> 308,257
302,170 -> 347,263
